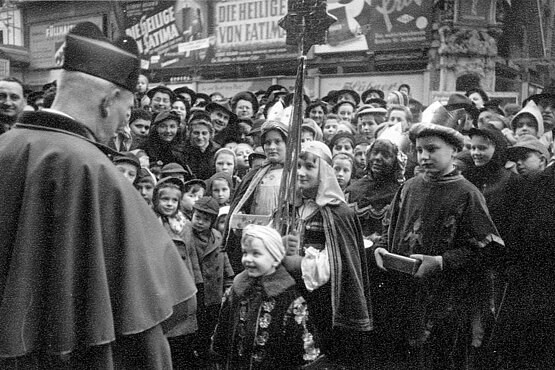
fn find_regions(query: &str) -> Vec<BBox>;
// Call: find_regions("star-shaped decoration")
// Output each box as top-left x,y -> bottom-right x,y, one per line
279,0 -> 337,54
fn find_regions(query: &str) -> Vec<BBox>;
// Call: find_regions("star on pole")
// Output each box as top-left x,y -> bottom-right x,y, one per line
279,0 -> 337,54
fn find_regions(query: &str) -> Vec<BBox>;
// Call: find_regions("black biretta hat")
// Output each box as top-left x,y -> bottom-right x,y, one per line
62,22 -> 140,92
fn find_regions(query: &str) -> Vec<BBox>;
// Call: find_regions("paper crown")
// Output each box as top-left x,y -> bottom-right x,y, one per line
63,22 -> 140,92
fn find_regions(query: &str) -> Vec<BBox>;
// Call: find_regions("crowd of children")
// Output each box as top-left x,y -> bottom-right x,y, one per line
93,75 -> 555,369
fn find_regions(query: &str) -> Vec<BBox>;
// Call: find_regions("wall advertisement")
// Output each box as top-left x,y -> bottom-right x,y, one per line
124,0 -> 211,69
29,15 -> 103,69
210,0 -> 297,63
315,0 -> 433,54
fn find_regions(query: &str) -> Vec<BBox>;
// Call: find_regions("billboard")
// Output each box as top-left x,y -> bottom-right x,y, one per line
210,0 -> 297,63
315,0 -> 432,54
124,0 -> 211,69
29,15 -> 103,69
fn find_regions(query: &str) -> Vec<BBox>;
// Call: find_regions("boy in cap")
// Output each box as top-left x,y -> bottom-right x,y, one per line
181,179 -> 206,220
0,22 -> 196,368
182,196 -> 234,363
161,162 -> 192,182
507,134 -> 549,176
134,167 -> 157,205
113,152 -> 141,183
373,123 -> 503,369
356,104 -> 387,143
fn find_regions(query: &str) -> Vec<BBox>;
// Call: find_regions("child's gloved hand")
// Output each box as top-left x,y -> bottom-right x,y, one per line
410,254 -> 443,278
374,247 -> 389,271
283,230 -> 300,256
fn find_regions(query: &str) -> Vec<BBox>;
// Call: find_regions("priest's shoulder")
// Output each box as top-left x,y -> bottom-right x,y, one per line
10,124 -> 112,167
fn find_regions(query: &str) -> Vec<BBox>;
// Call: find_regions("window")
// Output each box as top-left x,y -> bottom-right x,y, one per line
0,8 -> 22,46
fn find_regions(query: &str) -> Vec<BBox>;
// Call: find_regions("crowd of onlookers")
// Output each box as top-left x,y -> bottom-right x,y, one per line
3,66 -> 555,369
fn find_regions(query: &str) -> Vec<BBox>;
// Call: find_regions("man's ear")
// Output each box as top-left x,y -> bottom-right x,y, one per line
100,88 -> 122,118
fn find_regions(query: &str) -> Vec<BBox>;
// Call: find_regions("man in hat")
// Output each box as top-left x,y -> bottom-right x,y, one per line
0,22 -> 196,368
173,86 -> 196,106
205,100 -> 236,135
355,104 -> 387,142
525,82 -> 555,153
0,77 -> 26,134
148,85 -> 176,114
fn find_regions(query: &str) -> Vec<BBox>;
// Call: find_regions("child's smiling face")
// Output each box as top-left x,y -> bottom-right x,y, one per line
241,237 -> 279,277
156,188 -> 181,217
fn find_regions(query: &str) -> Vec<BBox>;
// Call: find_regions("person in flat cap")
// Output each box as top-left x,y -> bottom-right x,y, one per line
507,134 -> 550,176
183,196 -> 234,362
355,104 -> 387,143
0,22 -> 196,368
372,122 -> 504,369
113,151 -> 141,183
161,162 -> 193,183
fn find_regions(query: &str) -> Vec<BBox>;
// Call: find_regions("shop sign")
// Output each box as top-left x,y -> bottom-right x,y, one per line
315,0 -> 432,54
29,16 -> 103,69
211,0 -> 297,63
196,78 -> 273,98
124,0 -> 211,69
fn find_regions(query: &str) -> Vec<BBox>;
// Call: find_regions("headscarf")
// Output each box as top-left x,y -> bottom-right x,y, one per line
366,138 -> 406,182
329,132 -> 355,152
242,224 -> 285,262
206,171 -> 234,194
301,141 -> 345,206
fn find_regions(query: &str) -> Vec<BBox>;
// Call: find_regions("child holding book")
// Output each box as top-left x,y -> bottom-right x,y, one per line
373,123 -> 504,369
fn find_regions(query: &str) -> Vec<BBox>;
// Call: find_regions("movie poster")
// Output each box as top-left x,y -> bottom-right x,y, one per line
124,0 -> 212,69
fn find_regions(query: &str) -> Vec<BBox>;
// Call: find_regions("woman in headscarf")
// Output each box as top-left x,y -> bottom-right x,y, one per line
281,141 -> 372,367
344,138 -> 405,363
223,120 -> 288,273
345,138 -> 405,238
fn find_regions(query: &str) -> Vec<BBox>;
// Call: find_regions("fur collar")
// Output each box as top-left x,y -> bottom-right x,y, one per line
233,265 -> 295,298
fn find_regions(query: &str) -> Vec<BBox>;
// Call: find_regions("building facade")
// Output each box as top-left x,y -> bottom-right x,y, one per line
6,0 -> 555,105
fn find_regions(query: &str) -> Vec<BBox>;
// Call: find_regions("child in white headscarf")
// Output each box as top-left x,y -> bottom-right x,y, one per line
281,141 -> 372,366
212,224 -> 320,369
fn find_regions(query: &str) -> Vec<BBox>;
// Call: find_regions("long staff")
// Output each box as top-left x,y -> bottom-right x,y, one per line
274,0 -> 336,234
